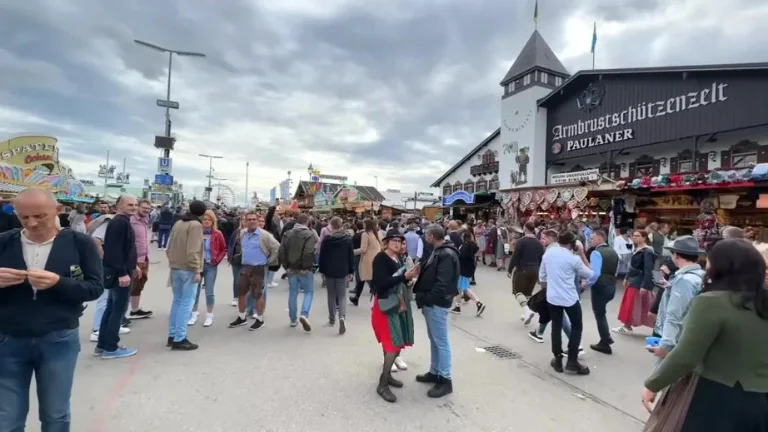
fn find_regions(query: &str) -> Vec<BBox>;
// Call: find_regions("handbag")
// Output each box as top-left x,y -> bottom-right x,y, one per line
378,283 -> 406,314
644,374 -> 700,432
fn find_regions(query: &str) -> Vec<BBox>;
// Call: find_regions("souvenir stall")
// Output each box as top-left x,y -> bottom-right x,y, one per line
614,166 -> 765,244
502,185 -> 614,227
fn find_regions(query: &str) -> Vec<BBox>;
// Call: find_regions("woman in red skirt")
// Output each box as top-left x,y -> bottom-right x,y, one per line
614,229 -> 657,334
370,230 -> 420,403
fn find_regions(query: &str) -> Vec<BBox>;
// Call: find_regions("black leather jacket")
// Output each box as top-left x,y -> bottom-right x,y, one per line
413,242 -> 460,308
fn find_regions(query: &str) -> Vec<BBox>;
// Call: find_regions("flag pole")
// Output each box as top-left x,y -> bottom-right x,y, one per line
533,0 -> 538,30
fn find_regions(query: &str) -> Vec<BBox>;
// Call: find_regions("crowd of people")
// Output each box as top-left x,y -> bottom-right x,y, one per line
0,189 -> 767,430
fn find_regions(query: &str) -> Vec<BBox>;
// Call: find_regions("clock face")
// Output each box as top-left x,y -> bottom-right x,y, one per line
502,109 -> 533,133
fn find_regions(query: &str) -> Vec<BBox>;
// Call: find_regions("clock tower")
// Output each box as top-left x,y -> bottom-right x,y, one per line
499,30 -> 569,189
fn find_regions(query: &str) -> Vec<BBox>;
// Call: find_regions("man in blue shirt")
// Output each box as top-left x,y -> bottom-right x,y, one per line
586,230 -> 619,355
229,212 -> 279,331
539,231 -> 593,375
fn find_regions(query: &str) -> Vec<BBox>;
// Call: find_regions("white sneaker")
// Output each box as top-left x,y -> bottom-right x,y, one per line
269,282 -> 279,288
394,357 -> 408,370
251,313 -> 259,319
612,326 -> 633,335
119,326 -> 131,335
188,311 -> 199,326
203,313 -> 214,327
522,307 -> 535,325
230,299 -> 238,307
391,363 -> 398,373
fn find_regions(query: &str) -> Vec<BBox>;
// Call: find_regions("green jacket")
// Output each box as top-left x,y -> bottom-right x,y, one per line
645,291 -> 768,393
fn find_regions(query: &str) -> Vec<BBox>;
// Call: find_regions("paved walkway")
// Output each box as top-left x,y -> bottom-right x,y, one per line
27,248 -> 652,431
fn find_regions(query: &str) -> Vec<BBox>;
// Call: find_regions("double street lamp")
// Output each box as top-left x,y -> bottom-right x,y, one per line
199,154 -> 223,201
133,39 -> 206,158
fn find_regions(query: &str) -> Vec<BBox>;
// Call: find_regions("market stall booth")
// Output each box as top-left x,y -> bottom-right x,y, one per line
500,170 -> 618,226
0,135 -> 93,203
615,164 -> 767,243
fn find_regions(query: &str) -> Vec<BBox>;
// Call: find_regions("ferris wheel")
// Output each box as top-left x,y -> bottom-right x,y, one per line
215,183 -> 237,207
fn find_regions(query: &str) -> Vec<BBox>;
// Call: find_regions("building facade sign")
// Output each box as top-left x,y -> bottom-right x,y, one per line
553,82 -> 728,152
550,168 -> 600,185
545,72 -> 768,161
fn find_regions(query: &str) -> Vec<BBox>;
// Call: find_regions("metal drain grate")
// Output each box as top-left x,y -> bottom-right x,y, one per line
482,345 -> 521,359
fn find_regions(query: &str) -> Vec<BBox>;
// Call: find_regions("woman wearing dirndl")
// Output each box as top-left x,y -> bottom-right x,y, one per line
614,230 -> 657,334
474,222 -> 486,264
370,230 -> 420,403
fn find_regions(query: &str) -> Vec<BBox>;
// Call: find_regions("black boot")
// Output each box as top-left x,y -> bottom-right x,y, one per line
388,375 -> 404,388
376,374 -> 397,403
349,296 -> 359,306
166,337 -> 173,347
565,359 -> 591,375
550,356 -> 564,373
427,376 -> 453,398
172,338 -> 199,351
415,371 -> 439,383
590,343 -> 612,355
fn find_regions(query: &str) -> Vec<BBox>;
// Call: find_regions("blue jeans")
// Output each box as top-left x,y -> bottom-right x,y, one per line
422,306 -> 452,379
96,285 -> 130,352
287,272 -> 314,323
157,227 -> 171,248
91,290 -> 109,332
0,328 -> 80,432
168,269 -> 197,342
231,263 -> 242,299
194,263 -> 218,310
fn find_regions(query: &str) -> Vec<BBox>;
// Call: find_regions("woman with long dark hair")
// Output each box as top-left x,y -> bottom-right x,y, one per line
370,230 -> 419,402
351,219 -> 381,305
642,239 -> 768,430
614,229 -> 656,334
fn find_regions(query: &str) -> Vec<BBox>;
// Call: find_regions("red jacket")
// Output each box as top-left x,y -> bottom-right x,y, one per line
208,230 -> 227,266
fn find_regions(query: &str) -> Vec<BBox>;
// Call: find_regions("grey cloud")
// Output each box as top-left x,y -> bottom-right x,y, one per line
0,0 -> 764,195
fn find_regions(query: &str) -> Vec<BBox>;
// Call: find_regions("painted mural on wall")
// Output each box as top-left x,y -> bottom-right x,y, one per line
502,141 -> 531,186
0,135 -> 92,201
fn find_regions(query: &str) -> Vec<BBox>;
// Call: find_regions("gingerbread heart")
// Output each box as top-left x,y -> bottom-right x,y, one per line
519,201 -> 526,211
578,199 -> 589,209
566,198 -> 579,209
574,187 -> 588,202
560,188 -> 573,202
555,197 -> 566,207
509,191 -> 520,203
540,200 -> 551,211
598,199 -> 611,210
527,201 -> 537,211
521,191 -> 533,206
545,188 -> 559,204
533,189 -> 546,204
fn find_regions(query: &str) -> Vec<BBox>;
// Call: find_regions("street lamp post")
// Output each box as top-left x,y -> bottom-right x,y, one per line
133,39 -> 206,159
199,154 -> 223,201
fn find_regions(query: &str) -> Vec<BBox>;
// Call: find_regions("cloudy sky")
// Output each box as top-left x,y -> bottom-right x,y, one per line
0,0 -> 766,203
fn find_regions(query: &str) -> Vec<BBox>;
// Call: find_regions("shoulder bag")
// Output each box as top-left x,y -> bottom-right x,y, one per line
644,374 -> 699,432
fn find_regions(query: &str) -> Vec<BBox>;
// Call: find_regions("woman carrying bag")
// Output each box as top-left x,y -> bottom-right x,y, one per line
370,230 -> 419,403
642,239 -> 768,431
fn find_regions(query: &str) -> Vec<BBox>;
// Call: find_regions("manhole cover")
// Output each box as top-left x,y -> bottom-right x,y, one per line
482,345 -> 521,360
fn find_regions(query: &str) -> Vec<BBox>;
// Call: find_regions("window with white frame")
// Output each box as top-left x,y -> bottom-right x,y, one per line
540,71 -> 548,84
732,149 -> 757,168
523,74 -> 531,86
678,150 -> 694,172
442,183 -> 452,197
555,76 -> 563,86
